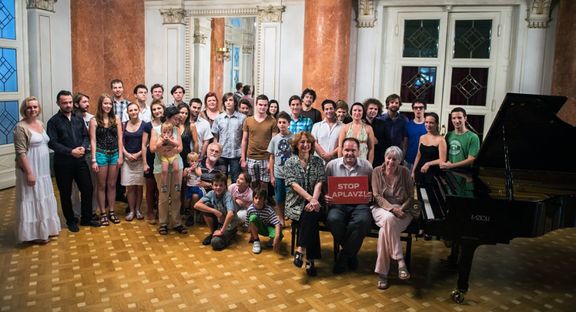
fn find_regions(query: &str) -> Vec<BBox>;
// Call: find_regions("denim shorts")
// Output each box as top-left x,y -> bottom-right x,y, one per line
274,177 -> 286,204
184,185 -> 205,200
96,149 -> 119,166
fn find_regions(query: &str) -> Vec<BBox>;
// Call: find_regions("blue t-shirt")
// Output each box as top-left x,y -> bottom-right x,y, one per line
404,120 -> 426,164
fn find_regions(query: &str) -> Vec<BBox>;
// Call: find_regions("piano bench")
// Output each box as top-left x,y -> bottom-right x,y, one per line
290,219 -> 420,272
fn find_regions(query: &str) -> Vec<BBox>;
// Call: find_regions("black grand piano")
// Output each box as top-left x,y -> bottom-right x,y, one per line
418,93 -> 576,303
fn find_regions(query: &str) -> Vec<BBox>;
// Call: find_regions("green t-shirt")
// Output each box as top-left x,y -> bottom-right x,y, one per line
446,130 -> 480,165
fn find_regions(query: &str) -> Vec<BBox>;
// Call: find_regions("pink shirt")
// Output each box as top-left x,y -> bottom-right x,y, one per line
228,184 -> 253,211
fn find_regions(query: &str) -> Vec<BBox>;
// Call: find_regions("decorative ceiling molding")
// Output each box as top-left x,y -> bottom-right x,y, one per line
187,8 -> 258,17
160,8 -> 187,24
526,0 -> 552,28
257,5 -> 285,23
27,0 -> 57,12
357,0 -> 376,28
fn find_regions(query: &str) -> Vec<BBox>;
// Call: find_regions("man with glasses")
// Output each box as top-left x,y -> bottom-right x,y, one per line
403,99 -> 427,172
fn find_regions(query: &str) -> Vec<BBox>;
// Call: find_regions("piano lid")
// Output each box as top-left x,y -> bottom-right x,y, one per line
476,93 -> 576,173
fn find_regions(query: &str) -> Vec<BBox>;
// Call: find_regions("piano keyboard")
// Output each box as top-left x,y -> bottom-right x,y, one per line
420,187 -> 435,220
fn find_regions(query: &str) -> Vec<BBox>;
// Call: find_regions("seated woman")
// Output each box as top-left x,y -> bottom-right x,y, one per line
412,112 -> 446,186
284,131 -> 325,276
371,146 -> 420,289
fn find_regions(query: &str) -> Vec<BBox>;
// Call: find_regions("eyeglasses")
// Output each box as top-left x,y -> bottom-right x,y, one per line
413,106 -> 425,110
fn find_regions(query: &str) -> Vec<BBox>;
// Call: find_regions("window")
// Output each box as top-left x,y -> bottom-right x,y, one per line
0,0 -> 20,146
383,6 -> 513,140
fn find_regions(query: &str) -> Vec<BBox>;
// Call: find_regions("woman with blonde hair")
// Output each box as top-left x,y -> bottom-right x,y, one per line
14,97 -> 60,243
90,94 -> 124,225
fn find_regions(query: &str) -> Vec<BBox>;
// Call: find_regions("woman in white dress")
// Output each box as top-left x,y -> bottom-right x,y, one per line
14,96 -> 61,243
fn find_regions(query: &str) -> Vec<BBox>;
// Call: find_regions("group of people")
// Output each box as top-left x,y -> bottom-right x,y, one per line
14,81 -> 480,290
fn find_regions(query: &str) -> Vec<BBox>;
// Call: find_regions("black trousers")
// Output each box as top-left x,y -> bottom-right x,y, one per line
326,204 -> 372,259
296,210 -> 322,260
54,158 -> 93,224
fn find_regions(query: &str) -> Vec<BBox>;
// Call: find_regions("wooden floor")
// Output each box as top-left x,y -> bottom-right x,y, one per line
1,185 -> 575,312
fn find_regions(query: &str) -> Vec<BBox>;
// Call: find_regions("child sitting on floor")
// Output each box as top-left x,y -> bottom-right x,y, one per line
247,189 -> 283,254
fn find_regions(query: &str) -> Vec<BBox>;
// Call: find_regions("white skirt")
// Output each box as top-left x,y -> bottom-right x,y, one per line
121,158 -> 145,186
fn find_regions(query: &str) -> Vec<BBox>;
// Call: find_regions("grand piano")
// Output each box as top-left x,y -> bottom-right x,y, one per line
418,93 -> 576,303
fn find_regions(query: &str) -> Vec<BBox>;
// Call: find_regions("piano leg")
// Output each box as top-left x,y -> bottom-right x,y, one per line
451,239 -> 479,304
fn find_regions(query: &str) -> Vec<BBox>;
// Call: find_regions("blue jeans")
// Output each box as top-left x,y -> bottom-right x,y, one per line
221,157 -> 241,183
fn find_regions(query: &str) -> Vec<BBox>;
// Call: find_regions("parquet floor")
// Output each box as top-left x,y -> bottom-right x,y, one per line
1,185 -> 575,312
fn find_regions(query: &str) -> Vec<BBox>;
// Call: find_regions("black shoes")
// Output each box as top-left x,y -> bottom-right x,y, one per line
202,233 -> 213,245
348,256 -> 359,271
306,261 -> 317,276
67,222 -> 80,233
80,219 -> 101,227
293,251 -> 304,268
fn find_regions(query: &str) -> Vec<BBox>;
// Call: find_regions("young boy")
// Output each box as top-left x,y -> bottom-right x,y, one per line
194,173 -> 238,251
159,121 -> 180,192
440,107 -> 480,170
182,152 -> 204,225
247,189 -> 282,254
267,111 -> 293,223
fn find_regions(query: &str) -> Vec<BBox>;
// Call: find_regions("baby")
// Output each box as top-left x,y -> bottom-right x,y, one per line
159,121 -> 180,192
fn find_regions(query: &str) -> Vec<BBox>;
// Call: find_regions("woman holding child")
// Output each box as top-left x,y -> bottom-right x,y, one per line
284,131 -> 325,276
150,106 -> 187,235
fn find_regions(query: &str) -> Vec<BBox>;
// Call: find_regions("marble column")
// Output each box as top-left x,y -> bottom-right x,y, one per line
210,18 -> 225,103
71,0 -> 144,108
302,0 -> 352,108
552,0 -> 576,99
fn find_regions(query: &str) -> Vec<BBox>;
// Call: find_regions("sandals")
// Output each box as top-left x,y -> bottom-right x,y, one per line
136,210 -> 144,220
109,211 -> 121,224
174,225 -> 188,234
125,212 -> 134,221
398,266 -> 411,280
100,214 -> 110,226
293,251 -> 304,268
158,224 -> 168,235
377,275 -> 389,290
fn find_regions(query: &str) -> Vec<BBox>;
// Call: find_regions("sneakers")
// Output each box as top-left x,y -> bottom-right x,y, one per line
67,222 -> 80,233
202,233 -> 213,245
252,240 -> 262,254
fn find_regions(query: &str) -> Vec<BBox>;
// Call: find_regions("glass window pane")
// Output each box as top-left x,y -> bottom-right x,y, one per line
403,19 -> 439,58
0,0 -> 16,40
454,20 -> 492,59
0,47 -> 17,92
449,67 -> 488,106
0,100 -> 18,144
400,66 -> 437,105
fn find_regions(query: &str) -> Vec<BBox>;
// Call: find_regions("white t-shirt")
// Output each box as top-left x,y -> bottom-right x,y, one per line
193,117 -> 214,153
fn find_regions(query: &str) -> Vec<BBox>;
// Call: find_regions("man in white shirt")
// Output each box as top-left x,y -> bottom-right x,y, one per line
311,99 -> 342,164
133,84 -> 151,122
189,98 -> 214,159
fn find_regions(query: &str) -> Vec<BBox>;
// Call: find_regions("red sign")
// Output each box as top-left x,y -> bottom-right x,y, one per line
327,176 -> 370,204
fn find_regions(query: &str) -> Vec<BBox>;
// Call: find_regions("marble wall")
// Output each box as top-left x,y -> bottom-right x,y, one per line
71,0 -> 145,110
552,0 -> 576,99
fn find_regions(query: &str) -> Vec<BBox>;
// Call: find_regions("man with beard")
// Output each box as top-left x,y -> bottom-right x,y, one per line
380,94 -> 407,159
198,142 -> 227,193
110,79 -> 130,123
311,99 -> 342,164
47,90 -> 99,232
300,88 -> 322,124
325,138 -> 373,274
363,98 -> 387,167
189,98 -> 214,159
71,93 -> 98,220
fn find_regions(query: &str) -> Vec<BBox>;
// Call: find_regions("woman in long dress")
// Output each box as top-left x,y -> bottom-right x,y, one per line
337,102 -> 376,163
14,96 -> 61,243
